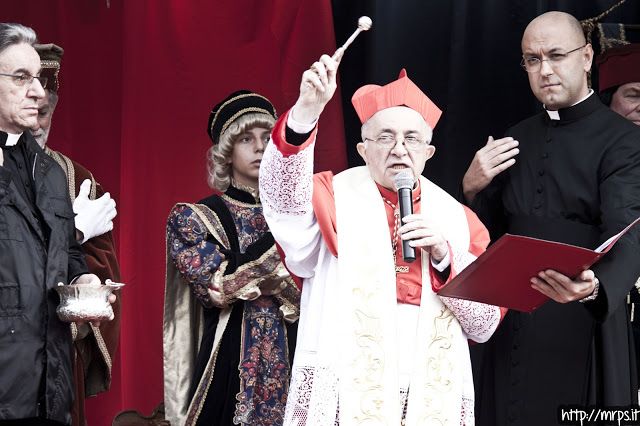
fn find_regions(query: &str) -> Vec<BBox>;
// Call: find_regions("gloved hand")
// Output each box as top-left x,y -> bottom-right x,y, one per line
73,179 -> 117,244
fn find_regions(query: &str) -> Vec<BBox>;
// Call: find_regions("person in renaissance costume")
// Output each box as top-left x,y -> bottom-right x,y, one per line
258,49 -> 505,424
30,43 -> 121,426
462,12 -> 640,426
596,42 -> 640,397
164,91 -> 301,426
597,43 -> 640,126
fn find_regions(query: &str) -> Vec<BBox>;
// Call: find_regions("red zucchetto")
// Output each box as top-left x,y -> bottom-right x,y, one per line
596,43 -> 640,93
351,69 -> 442,129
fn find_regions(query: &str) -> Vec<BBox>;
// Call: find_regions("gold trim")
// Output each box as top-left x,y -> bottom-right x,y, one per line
44,147 -> 98,203
219,245 -> 281,301
40,60 -> 60,70
62,154 -> 76,201
164,233 -> 205,425
44,146 -> 68,183
184,203 -> 231,251
209,93 -> 274,140
230,178 -> 259,201
214,260 -> 232,306
274,276 -> 301,321
234,303 -> 248,420
219,107 -> 272,142
40,59 -> 61,91
597,23 -> 629,52
91,324 -> 113,372
221,193 -> 261,209
186,306 -> 233,424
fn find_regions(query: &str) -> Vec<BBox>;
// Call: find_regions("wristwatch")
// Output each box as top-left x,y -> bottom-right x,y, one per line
579,277 -> 600,303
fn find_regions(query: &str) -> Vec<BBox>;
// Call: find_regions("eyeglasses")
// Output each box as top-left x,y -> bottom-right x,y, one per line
0,72 -> 48,88
520,45 -> 586,73
364,135 -> 427,151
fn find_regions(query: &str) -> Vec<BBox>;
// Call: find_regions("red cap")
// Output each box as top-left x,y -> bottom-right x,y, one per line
596,43 -> 640,92
351,69 -> 442,129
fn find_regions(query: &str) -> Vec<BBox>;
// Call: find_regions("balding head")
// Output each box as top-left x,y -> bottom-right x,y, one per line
521,11 -> 592,110
523,12 -> 585,49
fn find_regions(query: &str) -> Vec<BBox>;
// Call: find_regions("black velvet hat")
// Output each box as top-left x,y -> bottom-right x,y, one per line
34,43 -> 64,92
207,90 -> 277,144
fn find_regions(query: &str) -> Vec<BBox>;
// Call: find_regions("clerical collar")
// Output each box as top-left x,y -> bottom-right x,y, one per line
0,131 -> 22,147
545,89 -> 595,120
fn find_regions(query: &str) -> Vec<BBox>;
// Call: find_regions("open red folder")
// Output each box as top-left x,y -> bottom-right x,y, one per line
437,216 -> 640,312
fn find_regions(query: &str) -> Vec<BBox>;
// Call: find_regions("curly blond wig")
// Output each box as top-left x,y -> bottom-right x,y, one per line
206,112 -> 276,192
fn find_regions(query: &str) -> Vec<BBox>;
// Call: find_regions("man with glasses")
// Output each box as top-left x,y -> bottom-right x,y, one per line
0,23 -> 115,425
462,11 -> 640,426
259,51 -> 504,424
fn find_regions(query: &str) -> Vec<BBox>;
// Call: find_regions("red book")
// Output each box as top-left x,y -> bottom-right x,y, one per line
437,216 -> 640,312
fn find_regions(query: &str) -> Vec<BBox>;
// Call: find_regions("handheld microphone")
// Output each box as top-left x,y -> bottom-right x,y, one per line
393,170 -> 416,263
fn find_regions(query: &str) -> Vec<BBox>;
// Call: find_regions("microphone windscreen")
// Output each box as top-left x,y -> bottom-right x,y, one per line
393,170 -> 414,191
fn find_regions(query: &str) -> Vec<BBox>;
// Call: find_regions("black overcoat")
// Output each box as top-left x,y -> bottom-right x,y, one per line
0,132 -> 87,424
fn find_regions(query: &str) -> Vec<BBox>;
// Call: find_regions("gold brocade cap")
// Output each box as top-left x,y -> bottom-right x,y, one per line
34,43 -> 64,92
207,90 -> 277,145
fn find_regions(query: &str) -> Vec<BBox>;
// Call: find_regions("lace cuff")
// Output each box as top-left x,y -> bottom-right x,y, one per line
439,295 -> 501,343
259,141 -> 315,217
438,246 -> 501,343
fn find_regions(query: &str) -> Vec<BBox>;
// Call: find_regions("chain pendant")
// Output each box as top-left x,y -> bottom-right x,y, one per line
386,199 -> 409,274
393,254 -> 409,274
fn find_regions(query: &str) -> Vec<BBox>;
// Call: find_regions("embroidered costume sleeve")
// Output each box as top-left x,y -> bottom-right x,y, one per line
168,201 -> 301,313
429,205 -> 505,343
216,237 -> 300,310
167,204 -> 228,309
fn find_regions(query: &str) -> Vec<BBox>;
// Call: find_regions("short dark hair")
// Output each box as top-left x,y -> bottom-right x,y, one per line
599,86 -> 619,107
0,23 -> 37,56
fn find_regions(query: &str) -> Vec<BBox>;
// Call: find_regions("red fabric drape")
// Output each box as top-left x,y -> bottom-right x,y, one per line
5,1 -> 346,424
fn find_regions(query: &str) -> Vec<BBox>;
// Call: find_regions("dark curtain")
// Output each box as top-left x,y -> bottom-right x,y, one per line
332,0 -> 640,195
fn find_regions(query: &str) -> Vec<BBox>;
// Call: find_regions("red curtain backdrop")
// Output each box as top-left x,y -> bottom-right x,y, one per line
4,1 -> 346,424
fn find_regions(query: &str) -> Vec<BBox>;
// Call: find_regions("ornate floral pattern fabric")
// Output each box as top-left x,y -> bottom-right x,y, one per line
168,204 -> 227,308
167,196 -> 271,308
235,297 -> 291,424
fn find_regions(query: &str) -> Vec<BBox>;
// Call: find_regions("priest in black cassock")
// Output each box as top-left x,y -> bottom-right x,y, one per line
461,11 -> 640,426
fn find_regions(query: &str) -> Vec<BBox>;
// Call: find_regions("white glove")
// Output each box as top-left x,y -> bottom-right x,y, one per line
73,179 -> 117,244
